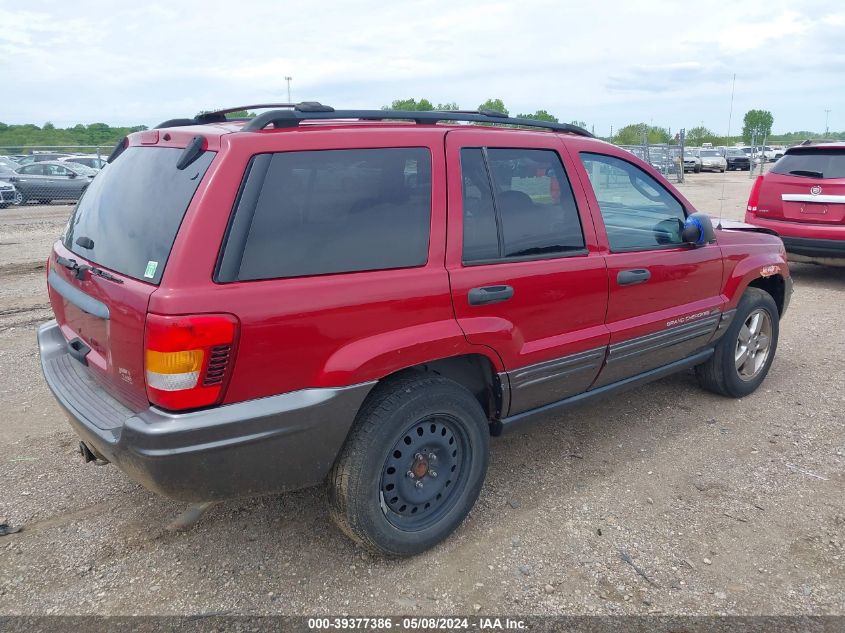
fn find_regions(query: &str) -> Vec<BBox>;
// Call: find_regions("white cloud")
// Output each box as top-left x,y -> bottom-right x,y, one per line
0,0 -> 843,134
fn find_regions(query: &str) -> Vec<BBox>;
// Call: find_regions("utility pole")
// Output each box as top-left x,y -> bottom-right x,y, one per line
825,109 -> 831,136
285,76 -> 292,103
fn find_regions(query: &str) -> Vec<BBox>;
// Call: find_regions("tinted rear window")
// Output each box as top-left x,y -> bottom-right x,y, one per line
63,147 -> 214,284
223,148 -> 431,281
772,149 -> 845,179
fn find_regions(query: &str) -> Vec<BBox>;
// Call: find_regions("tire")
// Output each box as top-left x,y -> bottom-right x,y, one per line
694,165 -> 701,173
695,288 -> 779,398
327,373 -> 490,556
14,191 -> 25,205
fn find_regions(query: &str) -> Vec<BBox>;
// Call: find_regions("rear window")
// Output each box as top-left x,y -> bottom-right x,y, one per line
219,148 -> 431,281
771,149 -> 845,179
63,147 -> 214,284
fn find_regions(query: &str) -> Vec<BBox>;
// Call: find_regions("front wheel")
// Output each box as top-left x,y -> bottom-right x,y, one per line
695,288 -> 779,397
328,374 -> 490,556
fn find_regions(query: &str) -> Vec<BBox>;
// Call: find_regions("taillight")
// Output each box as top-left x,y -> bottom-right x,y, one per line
144,313 -> 238,411
746,175 -> 764,214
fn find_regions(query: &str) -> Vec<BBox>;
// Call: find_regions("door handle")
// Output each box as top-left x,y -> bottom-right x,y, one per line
617,269 -> 651,286
468,285 -> 514,306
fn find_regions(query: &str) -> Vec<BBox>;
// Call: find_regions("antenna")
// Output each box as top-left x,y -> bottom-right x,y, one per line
717,73 -> 736,229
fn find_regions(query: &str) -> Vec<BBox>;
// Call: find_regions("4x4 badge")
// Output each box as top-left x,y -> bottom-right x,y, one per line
810,185 -> 822,195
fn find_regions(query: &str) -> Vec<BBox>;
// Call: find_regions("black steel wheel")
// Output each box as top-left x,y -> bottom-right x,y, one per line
328,374 -> 489,556
379,414 -> 471,531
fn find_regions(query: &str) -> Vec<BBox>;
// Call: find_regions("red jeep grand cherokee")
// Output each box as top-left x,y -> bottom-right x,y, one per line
39,104 -> 792,555
746,142 -> 845,265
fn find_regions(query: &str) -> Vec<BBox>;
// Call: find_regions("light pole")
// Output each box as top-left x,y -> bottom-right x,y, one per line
285,76 -> 292,103
825,109 -> 831,137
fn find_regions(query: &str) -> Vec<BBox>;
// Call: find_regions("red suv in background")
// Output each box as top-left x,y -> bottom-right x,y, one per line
746,142 -> 845,265
39,104 -> 791,556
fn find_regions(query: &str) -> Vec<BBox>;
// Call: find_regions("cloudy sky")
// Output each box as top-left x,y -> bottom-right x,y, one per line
1,0 -> 843,135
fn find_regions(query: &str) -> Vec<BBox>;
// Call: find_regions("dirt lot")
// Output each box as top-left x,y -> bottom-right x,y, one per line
0,171 -> 843,616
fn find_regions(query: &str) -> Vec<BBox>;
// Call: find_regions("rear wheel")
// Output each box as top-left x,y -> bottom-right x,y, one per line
328,374 -> 490,556
695,288 -> 779,398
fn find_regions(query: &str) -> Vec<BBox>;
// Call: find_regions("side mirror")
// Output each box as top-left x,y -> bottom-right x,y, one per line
682,212 -> 716,246
68,172 -> 77,179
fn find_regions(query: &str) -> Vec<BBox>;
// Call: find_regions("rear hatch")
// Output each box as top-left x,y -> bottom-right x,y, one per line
47,145 -> 215,411
759,147 -> 845,224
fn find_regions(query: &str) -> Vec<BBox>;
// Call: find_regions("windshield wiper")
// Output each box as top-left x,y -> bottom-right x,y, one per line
55,255 -> 123,284
788,169 -> 824,178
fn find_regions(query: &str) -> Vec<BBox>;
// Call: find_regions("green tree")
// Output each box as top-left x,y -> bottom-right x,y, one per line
742,109 -> 774,143
686,126 -> 713,145
435,102 -> 460,111
478,98 -> 508,115
615,123 -> 670,145
383,98 -> 434,111
570,120 -> 588,129
516,110 -> 559,122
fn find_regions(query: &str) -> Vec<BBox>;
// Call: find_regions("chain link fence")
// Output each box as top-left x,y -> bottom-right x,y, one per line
616,143 -> 685,183
0,145 -> 109,208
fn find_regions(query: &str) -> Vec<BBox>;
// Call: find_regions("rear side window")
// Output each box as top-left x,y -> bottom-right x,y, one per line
461,147 -> 585,263
771,149 -> 845,179
223,148 -> 431,281
63,147 -> 214,284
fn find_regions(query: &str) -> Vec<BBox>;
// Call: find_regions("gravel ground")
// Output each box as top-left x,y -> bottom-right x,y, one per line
0,172 -> 843,616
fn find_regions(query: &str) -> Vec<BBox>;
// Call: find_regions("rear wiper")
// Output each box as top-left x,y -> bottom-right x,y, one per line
89,267 -> 123,284
55,255 -> 123,284
788,169 -> 824,178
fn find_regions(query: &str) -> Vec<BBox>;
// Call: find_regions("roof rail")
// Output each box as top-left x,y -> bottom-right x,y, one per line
241,108 -> 594,137
155,102 -> 336,129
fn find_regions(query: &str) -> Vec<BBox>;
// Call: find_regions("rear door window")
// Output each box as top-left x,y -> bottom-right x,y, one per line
771,149 -> 845,179
460,147 -> 585,263
221,148 -> 432,281
63,146 -> 215,284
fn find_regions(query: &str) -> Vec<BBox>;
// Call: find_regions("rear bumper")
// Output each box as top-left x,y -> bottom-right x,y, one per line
744,216 -> 845,260
38,320 -> 374,502
781,236 -> 845,260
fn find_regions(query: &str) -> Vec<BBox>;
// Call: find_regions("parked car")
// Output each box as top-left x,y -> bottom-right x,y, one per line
17,153 -> 72,166
698,149 -> 727,172
645,148 -> 676,174
681,150 -> 702,173
725,148 -> 751,171
746,142 -> 845,265
39,104 -> 792,556
0,156 -> 20,170
0,179 -> 19,208
58,155 -> 108,170
9,160 -> 96,204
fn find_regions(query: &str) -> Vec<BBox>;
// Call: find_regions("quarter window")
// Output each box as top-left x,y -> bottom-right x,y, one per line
579,153 -> 686,251
461,147 -> 585,263
231,148 -> 432,281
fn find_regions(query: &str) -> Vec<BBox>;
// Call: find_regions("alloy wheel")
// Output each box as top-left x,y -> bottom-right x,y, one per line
735,308 -> 773,381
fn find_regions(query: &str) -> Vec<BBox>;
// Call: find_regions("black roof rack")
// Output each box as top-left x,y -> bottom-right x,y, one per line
155,102 -> 593,137
155,102 -> 336,128
242,106 -> 594,137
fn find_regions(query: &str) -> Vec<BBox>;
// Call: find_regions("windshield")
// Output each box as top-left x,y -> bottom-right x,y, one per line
726,150 -> 745,157
63,146 -> 215,283
771,149 -> 845,179
700,151 -> 720,157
